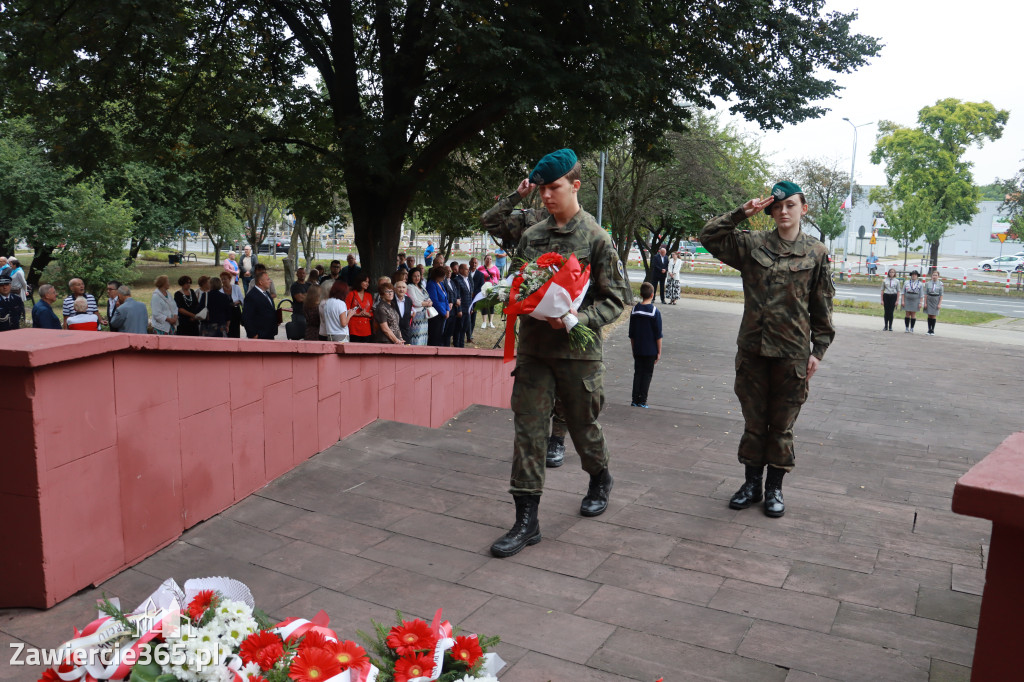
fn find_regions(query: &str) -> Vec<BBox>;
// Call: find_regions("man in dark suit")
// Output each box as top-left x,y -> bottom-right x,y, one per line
452,263 -> 473,347
650,247 -> 669,303
391,280 -> 414,343
241,271 -> 278,339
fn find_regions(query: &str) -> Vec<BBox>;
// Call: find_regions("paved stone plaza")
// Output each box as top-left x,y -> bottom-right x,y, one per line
3,298 -> 1021,680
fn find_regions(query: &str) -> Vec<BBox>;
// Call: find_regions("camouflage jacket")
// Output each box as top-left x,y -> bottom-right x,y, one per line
480,192 -> 550,247
481,200 -> 629,359
700,207 -> 835,360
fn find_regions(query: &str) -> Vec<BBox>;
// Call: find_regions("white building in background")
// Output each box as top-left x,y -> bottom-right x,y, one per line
835,186 -> 1021,259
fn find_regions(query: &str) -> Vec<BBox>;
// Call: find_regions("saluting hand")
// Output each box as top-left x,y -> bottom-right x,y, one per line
741,196 -> 774,217
517,178 -> 537,198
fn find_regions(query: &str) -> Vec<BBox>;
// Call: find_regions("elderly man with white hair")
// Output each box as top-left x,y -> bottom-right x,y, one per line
61,277 -> 98,327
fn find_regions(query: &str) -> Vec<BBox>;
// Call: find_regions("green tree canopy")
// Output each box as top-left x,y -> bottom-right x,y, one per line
51,180 -> 137,297
1,0 -> 880,278
870,98 -> 1009,268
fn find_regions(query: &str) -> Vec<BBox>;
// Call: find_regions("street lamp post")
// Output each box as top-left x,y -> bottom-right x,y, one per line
842,118 -> 873,274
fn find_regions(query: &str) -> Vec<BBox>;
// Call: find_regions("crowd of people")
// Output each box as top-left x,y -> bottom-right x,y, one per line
0,250 -> 511,345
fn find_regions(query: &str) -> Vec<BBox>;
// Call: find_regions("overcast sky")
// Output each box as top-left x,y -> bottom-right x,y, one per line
722,0 -> 1024,191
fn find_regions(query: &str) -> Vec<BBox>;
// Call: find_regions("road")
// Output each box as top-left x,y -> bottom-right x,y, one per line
628,271 -> 1024,318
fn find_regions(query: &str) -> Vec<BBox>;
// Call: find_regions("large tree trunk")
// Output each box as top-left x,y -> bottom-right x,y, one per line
349,189 -> 405,290
0,220 -> 17,257
26,244 -> 55,288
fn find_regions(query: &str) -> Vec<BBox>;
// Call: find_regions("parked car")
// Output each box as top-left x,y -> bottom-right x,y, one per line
258,238 -> 291,254
977,255 -> 1024,272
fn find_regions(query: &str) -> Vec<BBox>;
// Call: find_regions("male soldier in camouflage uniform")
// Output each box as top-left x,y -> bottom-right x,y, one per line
700,181 -> 835,517
482,182 -> 569,469
482,149 -> 630,557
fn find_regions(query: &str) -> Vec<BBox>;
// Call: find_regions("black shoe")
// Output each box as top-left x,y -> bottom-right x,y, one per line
546,436 -> 565,468
490,495 -> 541,557
580,469 -> 613,517
728,465 -> 764,509
764,467 -> 786,518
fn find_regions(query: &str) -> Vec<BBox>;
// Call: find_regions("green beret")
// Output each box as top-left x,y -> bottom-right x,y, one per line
529,148 -> 577,185
765,181 -> 803,214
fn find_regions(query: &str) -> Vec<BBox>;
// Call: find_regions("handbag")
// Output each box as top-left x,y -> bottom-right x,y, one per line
424,305 -> 438,319
195,307 -> 209,321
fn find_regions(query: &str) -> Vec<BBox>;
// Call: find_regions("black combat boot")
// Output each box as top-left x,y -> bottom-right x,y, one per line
490,495 -> 541,558
580,469 -> 613,517
764,466 -> 786,518
728,465 -> 765,509
546,436 -> 565,468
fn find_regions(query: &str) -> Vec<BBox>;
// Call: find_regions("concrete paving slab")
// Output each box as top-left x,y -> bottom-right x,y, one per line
4,297 -> 1019,679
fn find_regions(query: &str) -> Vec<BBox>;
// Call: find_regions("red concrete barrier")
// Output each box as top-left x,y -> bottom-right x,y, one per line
0,329 -> 513,608
952,431 -> 1024,680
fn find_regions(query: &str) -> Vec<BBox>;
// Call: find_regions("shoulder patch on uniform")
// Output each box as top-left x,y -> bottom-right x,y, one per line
616,258 -> 625,281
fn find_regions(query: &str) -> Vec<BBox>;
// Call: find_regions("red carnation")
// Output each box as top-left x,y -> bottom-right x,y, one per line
449,634 -> 483,667
187,589 -> 216,622
289,646 -> 342,682
393,652 -> 434,682
536,252 -> 566,268
386,619 -> 436,656
241,630 -> 285,669
332,640 -> 369,670
38,670 -> 60,682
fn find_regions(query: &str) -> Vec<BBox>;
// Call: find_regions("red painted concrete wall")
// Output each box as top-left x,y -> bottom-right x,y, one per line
0,329 -> 513,608
952,431 -> 1024,681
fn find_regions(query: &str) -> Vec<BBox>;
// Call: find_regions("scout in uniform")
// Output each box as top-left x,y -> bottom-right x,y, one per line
481,149 -> 630,557
700,181 -> 835,517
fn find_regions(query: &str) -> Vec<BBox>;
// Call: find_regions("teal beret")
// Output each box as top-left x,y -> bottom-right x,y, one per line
529,148 -> 578,185
765,181 -> 804,214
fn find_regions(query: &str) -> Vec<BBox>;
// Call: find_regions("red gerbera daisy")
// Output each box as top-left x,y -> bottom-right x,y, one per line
289,647 -> 343,682
393,652 -> 434,682
449,635 -> 483,667
298,630 -> 333,651
331,640 -> 368,670
386,619 -> 436,657
187,589 -> 216,622
240,630 -> 285,668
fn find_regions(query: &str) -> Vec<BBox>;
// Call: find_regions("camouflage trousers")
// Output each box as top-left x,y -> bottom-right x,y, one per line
551,397 -> 568,439
510,354 -> 609,495
734,350 -> 809,472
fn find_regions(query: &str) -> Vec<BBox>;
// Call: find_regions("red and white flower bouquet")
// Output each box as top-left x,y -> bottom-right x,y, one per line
500,252 -> 596,362
37,578 -> 502,682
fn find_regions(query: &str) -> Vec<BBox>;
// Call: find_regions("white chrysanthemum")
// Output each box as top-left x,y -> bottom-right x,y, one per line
239,661 -> 262,678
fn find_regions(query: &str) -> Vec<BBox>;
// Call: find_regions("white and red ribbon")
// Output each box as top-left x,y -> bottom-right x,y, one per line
503,254 -> 591,362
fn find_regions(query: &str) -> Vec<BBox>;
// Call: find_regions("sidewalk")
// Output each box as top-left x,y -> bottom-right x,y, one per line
3,298 -> 1020,680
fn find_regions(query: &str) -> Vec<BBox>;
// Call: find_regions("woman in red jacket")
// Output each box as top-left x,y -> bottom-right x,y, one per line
345,272 -> 374,342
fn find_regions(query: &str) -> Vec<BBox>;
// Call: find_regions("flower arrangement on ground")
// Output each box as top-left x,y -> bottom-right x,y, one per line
358,609 -> 501,682
37,578 -> 502,682
495,252 -> 596,361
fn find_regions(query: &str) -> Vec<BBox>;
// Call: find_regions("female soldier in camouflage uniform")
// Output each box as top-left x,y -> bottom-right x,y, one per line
700,182 -> 835,517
